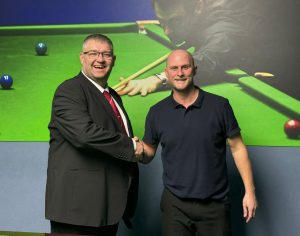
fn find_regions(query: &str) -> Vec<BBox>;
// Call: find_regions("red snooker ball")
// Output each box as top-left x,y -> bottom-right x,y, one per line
284,119 -> 300,139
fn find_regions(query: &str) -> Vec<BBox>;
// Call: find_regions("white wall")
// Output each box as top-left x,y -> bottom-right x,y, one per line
0,143 -> 300,235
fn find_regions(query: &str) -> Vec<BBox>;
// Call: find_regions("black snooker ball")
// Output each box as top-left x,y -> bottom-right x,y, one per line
0,74 -> 13,89
284,119 -> 300,139
35,42 -> 47,55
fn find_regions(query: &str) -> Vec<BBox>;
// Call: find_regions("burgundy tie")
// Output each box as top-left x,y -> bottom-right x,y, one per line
103,91 -> 127,134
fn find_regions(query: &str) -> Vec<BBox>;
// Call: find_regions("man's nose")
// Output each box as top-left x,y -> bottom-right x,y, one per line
177,69 -> 184,77
96,53 -> 105,60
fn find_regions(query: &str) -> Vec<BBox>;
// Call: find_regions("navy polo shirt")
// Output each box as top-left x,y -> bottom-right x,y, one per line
143,88 -> 241,200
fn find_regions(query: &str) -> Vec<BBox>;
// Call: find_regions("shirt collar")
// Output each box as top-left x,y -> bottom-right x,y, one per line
170,86 -> 205,109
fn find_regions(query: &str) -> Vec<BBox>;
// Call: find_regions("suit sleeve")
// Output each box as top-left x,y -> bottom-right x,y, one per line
50,80 -> 136,162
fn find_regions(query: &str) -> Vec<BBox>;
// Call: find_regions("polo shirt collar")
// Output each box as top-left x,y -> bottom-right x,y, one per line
170,86 -> 205,109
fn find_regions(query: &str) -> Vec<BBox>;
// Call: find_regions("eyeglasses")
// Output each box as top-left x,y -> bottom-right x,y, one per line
82,50 -> 113,60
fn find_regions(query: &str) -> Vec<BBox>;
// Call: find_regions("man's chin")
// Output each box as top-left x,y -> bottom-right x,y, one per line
93,73 -> 109,81
173,85 -> 188,92
93,70 -> 111,79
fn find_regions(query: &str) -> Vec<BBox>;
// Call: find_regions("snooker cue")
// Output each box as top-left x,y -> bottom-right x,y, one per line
112,51 -> 171,90
136,20 -> 160,25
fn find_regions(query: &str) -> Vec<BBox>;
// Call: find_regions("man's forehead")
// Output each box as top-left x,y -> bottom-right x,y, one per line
167,50 -> 194,65
84,40 -> 111,49
167,57 -> 191,67
170,50 -> 190,59
85,39 -> 109,45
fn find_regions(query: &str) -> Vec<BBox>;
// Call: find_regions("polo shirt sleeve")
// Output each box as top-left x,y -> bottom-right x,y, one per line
224,99 -> 241,138
143,107 -> 159,146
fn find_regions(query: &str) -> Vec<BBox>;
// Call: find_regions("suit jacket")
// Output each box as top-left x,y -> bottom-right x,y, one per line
45,72 -> 138,227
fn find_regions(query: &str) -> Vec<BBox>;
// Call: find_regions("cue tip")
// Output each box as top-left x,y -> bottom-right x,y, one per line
254,72 -> 275,78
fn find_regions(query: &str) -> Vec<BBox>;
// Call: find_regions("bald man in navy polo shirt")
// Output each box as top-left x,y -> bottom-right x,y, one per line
140,49 -> 257,236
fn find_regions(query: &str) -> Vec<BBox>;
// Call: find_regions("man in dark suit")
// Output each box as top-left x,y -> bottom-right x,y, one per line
45,34 -> 143,236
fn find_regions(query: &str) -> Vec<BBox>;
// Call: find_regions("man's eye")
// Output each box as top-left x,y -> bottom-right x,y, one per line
89,52 -> 98,57
103,53 -> 112,58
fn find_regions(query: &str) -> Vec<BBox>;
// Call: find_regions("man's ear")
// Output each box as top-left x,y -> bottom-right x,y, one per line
194,0 -> 204,15
79,53 -> 84,65
164,68 -> 169,78
111,55 -> 116,67
193,65 -> 198,76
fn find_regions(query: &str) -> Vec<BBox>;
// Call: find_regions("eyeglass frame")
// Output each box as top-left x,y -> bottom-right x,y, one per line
82,50 -> 114,60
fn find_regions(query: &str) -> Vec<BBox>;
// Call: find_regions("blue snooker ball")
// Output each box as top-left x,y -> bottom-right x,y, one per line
0,74 -> 13,89
35,42 -> 47,55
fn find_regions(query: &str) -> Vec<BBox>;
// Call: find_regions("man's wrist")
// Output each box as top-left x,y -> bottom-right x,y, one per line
139,142 -> 145,162
154,73 -> 167,85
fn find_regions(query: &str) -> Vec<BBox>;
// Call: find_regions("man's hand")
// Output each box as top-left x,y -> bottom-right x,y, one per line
228,135 -> 257,223
116,76 -> 162,96
133,137 -> 144,161
243,190 -> 258,223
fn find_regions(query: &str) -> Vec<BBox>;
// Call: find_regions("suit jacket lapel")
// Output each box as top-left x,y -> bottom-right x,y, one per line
77,72 -> 133,136
77,73 -> 121,128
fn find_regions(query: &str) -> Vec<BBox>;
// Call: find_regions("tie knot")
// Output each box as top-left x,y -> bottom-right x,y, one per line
103,91 -> 112,101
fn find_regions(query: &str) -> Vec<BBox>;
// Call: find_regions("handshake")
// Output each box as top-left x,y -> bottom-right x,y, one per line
133,137 -> 154,164
133,137 -> 145,163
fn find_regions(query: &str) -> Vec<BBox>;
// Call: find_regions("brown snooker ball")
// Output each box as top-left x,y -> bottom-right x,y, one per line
284,119 -> 300,139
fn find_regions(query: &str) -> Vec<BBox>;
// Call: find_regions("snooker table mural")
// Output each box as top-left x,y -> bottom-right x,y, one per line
0,22 -> 299,146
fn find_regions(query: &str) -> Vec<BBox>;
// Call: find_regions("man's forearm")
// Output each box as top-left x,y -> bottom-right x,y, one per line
233,149 -> 256,193
138,142 -> 157,164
